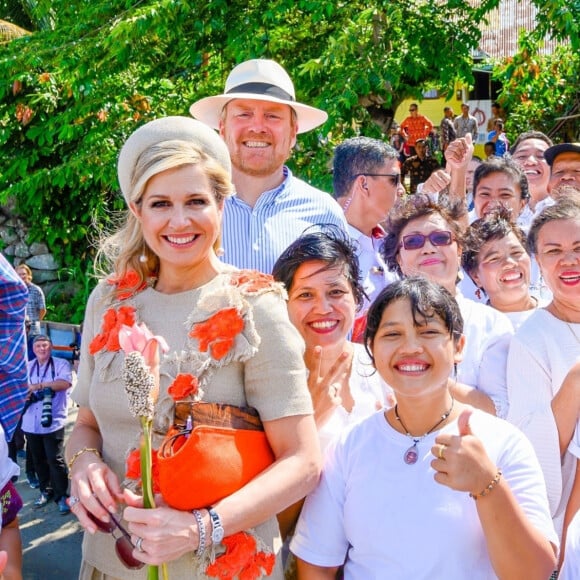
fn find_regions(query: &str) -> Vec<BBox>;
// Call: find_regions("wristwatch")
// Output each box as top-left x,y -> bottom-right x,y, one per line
208,507 -> 224,544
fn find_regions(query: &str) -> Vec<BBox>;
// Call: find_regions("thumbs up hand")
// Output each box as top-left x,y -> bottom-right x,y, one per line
444,132 -> 474,172
431,407 -> 498,495
457,407 -> 473,437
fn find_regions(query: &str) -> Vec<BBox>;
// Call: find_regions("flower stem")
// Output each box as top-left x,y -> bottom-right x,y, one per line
140,417 -> 161,580
140,418 -> 156,509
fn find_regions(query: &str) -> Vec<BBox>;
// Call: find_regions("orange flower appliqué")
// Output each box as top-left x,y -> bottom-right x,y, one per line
168,374 -> 199,401
126,448 -> 161,494
89,305 -> 136,354
107,270 -> 147,301
206,532 -> 275,580
190,308 -> 244,360
230,270 -> 276,293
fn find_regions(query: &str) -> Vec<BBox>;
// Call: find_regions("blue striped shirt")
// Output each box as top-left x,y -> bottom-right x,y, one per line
0,254 -> 29,441
222,167 -> 348,273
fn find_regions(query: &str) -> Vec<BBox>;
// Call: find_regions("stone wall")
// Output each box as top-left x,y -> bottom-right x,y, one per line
0,198 -> 61,293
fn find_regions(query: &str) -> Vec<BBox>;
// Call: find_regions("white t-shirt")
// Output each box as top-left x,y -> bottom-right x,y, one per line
347,225 -> 398,312
317,343 -> 391,454
291,409 -> 557,579
456,294 -> 513,418
0,423 -> 19,530
507,309 -> 580,538
0,423 -> 18,492
561,422 -> 580,579
560,507 -> 580,580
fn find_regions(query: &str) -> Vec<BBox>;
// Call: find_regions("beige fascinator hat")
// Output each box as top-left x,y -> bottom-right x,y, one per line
189,59 -> 328,134
117,116 -> 231,204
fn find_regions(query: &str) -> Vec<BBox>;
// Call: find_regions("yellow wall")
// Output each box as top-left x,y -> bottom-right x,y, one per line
394,86 -> 489,157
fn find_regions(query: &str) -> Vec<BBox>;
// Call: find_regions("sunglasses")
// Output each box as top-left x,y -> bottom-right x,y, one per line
355,173 -> 401,188
400,230 -> 454,251
87,511 -> 144,570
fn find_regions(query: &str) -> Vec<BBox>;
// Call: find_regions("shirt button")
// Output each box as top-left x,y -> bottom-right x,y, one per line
252,243 -> 260,251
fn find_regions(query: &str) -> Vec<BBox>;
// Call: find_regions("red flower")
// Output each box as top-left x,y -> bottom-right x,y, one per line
230,270 -> 276,293
125,448 -> 160,494
107,270 -> 147,301
125,448 -> 141,479
89,305 -> 137,354
168,374 -> 198,401
206,532 -> 274,579
190,308 -> 244,360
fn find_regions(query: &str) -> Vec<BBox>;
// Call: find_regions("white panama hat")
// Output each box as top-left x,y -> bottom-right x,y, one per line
117,116 -> 231,204
189,59 -> 328,134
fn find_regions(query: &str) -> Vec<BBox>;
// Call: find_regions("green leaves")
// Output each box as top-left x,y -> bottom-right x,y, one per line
0,0 -> 575,322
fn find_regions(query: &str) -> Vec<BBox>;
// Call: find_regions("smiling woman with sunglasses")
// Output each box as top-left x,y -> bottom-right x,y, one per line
381,195 -> 514,418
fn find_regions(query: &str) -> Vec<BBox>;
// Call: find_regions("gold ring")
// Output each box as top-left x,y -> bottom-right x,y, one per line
438,444 -> 446,460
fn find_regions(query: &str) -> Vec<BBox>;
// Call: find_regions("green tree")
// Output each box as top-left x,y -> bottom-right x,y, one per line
0,0 -> 574,320
492,31 -> 579,143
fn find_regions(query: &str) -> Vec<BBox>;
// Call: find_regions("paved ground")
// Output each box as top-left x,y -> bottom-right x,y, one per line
15,406 -> 83,579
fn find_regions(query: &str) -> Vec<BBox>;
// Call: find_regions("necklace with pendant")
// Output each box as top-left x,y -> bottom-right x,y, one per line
394,397 -> 455,465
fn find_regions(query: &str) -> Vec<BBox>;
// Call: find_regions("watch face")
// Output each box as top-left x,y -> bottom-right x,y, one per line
209,509 -> 224,543
212,527 -> 224,543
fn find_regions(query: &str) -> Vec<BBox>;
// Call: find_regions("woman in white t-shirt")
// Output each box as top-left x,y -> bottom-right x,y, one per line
272,228 -> 392,455
462,206 -> 545,330
291,277 -> 557,579
272,229 -> 392,543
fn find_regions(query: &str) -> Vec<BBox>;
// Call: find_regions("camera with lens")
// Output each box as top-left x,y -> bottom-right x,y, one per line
40,387 -> 54,428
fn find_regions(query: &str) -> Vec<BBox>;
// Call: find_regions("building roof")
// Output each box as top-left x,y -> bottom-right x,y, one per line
473,0 -> 564,57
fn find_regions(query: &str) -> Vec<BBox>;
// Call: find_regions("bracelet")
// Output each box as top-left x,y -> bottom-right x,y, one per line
67,447 -> 103,479
192,509 -> 206,556
469,468 -> 502,500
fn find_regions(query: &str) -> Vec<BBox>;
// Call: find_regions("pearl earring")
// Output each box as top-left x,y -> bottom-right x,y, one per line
139,254 -> 147,263
216,248 -> 225,257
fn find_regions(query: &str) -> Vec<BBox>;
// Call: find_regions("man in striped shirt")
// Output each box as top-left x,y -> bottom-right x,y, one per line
190,59 -> 347,273
0,253 -> 29,441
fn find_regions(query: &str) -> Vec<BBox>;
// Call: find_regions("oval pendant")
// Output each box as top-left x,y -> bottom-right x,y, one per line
404,444 -> 419,465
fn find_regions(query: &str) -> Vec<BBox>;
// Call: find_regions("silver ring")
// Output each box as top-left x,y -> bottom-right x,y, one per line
68,496 -> 81,508
135,536 -> 144,552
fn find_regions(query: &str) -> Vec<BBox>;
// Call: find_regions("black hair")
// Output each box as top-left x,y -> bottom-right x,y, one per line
364,277 -> 464,364
380,194 -> 466,277
272,226 -> 366,309
509,131 -> 553,155
332,137 -> 398,199
462,206 -> 528,276
472,156 -> 530,201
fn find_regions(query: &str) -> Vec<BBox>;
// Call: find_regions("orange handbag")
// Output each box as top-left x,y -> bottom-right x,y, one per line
157,402 -> 275,511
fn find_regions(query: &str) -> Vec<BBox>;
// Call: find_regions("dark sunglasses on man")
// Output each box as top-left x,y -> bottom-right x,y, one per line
354,173 -> 401,188
400,230 -> 454,251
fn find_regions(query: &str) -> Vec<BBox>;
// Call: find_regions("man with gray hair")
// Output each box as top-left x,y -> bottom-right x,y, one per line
333,136 -> 403,340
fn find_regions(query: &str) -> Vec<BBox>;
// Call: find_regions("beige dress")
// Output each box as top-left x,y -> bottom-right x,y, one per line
73,268 -> 313,579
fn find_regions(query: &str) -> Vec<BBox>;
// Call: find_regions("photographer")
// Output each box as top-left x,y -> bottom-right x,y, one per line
22,335 -> 72,514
